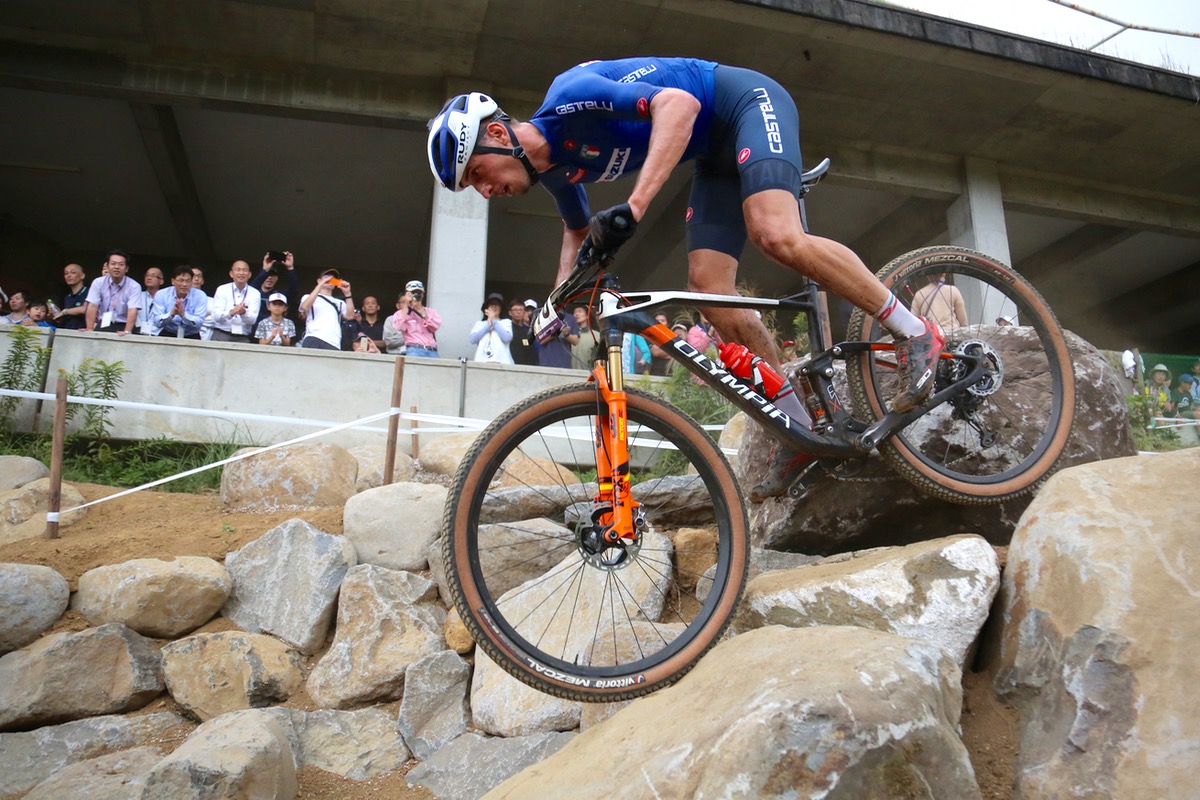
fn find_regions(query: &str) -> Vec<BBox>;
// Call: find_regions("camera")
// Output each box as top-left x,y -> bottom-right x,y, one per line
267,251 -> 287,264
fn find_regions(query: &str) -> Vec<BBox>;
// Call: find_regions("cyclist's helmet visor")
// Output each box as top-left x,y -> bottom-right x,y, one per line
427,92 -> 499,192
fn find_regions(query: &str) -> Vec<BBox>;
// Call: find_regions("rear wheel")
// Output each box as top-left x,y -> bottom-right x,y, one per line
846,246 -> 1075,503
442,384 -> 749,702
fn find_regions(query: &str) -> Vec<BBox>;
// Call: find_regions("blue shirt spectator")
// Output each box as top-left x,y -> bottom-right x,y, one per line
151,266 -> 209,339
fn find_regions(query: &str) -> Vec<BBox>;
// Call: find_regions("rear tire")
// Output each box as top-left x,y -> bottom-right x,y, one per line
442,384 -> 749,702
846,246 -> 1075,503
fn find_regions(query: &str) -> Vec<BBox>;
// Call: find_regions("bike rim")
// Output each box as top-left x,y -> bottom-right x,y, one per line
456,391 -> 741,681
861,259 -> 1069,487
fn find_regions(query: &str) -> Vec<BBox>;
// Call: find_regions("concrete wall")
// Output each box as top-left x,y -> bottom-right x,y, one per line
0,327 -> 592,452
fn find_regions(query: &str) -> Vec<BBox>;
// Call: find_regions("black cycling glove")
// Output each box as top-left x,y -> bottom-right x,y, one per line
587,203 -> 638,258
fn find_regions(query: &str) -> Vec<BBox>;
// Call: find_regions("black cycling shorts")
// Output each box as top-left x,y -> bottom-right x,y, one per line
685,65 -> 804,259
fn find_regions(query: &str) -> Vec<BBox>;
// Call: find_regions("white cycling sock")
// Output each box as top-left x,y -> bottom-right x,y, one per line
874,293 -> 926,338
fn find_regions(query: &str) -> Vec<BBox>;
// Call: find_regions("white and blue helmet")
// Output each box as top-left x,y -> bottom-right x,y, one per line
427,92 -> 499,192
427,92 -> 540,192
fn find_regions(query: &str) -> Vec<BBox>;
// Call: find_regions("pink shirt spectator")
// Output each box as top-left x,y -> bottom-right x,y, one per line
390,307 -> 442,350
686,322 -> 720,355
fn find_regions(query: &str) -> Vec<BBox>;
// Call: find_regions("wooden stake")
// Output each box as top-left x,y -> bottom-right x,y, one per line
382,356 -> 406,486
410,405 -> 420,462
45,376 -> 68,540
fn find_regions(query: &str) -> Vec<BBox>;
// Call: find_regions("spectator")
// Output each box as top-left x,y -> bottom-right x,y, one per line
537,309 -> 580,369
84,250 -> 141,334
299,270 -> 356,350
254,293 -> 296,346
211,260 -> 262,343
911,273 -> 967,332
1,291 -> 30,325
622,330 -> 652,375
357,296 -> 386,351
352,331 -> 381,354
23,301 -> 54,328
136,267 -> 164,335
382,314 -> 406,355
470,292 -> 514,364
508,299 -> 537,366
996,315 -> 1015,327
390,280 -> 441,358
1171,374 -> 1194,420
571,304 -> 595,367
151,265 -> 208,339
687,314 -> 720,356
250,251 -> 300,335
649,313 -> 673,376
1144,364 -> 1174,420
1190,360 -> 1200,404
55,263 -> 89,329
191,266 -> 215,340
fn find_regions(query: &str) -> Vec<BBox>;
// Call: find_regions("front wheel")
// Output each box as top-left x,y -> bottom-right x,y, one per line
846,246 -> 1075,504
442,384 -> 749,702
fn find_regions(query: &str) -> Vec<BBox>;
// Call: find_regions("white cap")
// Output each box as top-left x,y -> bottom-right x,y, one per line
524,298 -> 538,309
406,280 -> 425,293
267,292 -> 287,304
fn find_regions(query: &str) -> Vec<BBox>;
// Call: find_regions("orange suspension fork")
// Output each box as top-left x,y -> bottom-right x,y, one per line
590,360 -> 637,544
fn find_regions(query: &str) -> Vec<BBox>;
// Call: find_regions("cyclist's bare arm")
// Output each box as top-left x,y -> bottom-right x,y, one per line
556,226 -> 589,285
628,89 -> 700,221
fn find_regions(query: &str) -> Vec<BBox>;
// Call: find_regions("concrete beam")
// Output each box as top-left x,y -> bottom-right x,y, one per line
0,40 -> 438,128
128,102 -> 217,269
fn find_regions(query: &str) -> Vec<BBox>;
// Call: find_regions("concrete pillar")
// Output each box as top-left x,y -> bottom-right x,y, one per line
427,185 -> 489,361
947,158 -> 1017,324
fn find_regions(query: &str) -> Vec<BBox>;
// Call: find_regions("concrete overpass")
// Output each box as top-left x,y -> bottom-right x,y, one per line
0,0 -> 1197,356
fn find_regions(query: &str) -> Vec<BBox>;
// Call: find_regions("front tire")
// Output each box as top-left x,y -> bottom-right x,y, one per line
442,384 -> 749,702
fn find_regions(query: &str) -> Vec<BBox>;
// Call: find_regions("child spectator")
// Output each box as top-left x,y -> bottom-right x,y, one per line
470,292 -> 513,364
24,301 -> 54,328
1144,364 -> 1174,419
255,293 -> 296,346
352,332 -> 381,354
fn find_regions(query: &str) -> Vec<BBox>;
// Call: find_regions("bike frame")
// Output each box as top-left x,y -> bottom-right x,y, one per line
573,277 -> 988,541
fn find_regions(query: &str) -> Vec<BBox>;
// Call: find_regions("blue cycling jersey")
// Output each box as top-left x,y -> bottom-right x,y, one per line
531,57 -> 718,230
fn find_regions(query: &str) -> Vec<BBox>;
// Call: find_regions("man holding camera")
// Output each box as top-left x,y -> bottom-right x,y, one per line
389,280 -> 441,357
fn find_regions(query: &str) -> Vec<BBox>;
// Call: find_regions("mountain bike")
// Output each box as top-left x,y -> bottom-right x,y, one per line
441,161 -> 1076,702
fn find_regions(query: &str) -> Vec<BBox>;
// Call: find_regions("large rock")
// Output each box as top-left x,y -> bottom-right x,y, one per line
216,706 -> 411,782
397,649 -> 471,759
307,565 -> 446,708
161,631 -> 304,721
0,454 -> 49,491
220,442 -> 357,511
407,731 -> 575,800
0,623 -> 163,731
348,444 -> 417,491
744,330 -> 1135,554
22,746 -> 162,800
141,710 -> 297,800
488,625 -> 977,799
0,711 -> 192,796
992,449 -> 1200,799
0,478 -> 87,545
471,649 -> 581,737
628,474 -> 718,526
342,481 -> 448,571
734,534 -> 1000,667
0,562 -> 69,654
72,556 -> 232,638
478,482 -> 597,525
418,431 -> 482,477
221,519 -> 357,654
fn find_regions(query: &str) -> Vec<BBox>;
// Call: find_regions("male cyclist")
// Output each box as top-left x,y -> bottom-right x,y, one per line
427,57 -> 943,500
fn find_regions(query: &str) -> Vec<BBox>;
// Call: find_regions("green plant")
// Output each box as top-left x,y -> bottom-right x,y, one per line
0,326 -> 52,430
63,358 -> 128,441
1126,392 -> 1184,452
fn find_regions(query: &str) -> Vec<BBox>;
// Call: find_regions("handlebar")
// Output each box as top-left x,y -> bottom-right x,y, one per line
533,206 -> 636,344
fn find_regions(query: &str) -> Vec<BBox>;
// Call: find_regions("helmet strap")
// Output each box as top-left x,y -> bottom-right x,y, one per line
473,119 -> 541,187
